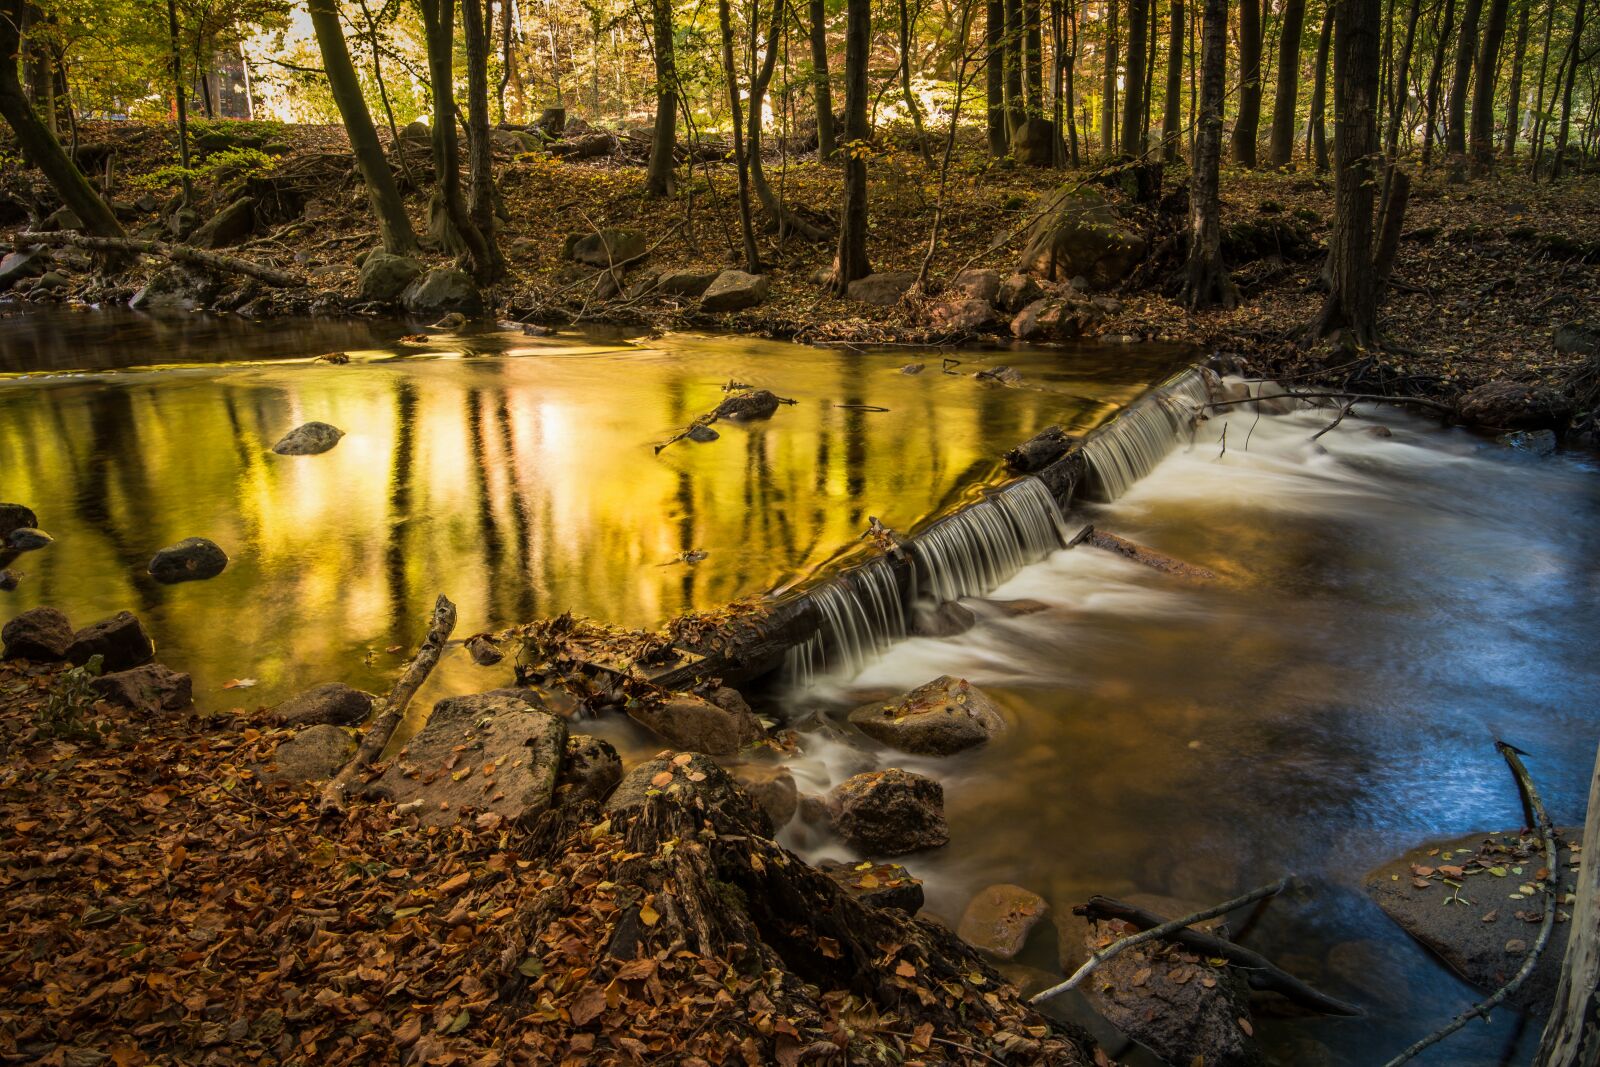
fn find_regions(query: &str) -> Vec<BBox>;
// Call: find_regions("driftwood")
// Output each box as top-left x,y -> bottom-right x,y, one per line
1383,741 -> 1562,1067
319,594 -> 458,814
1536,738 -> 1600,1066
10,230 -> 302,287
1068,524 -> 1219,581
1076,894 -> 1363,1016
1208,390 -> 1456,416
1030,876 -> 1294,1004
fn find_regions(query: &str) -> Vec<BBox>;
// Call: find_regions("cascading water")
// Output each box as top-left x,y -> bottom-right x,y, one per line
782,556 -> 908,686
1079,366 -> 1210,502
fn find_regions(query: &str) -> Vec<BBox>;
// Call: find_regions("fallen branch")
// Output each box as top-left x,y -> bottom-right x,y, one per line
1078,895 -> 1363,1016
10,230 -> 302,287
1382,741 -> 1561,1067
1029,876 -> 1294,1004
1207,391 -> 1456,416
1069,524 -> 1219,581
319,594 -> 458,815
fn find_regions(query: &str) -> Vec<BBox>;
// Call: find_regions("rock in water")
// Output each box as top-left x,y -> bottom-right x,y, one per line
465,634 -> 504,665
554,734 -> 623,807
730,764 -> 799,828
827,769 -> 949,855
713,389 -> 782,421
6,527 -> 52,551
701,270 -> 770,312
0,570 -> 18,591
272,421 -> 345,456
2,606 -> 74,661
0,503 -> 37,540
67,611 -> 155,671
1015,188 -> 1147,288
958,884 -> 1050,960
258,724 -> 357,785
148,537 -> 229,583
847,676 -> 1005,756
90,663 -> 193,713
400,268 -> 483,315
357,250 -> 424,302
375,691 -> 567,827
270,682 -> 375,727
686,423 -> 720,443
819,860 -> 926,914
627,692 -> 764,756
1457,381 -> 1574,431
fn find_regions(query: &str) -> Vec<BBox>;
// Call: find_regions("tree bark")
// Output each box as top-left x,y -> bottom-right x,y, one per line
1526,0 -> 1557,173
1533,740 -> 1600,1066
462,0 -> 505,280
1384,0 -> 1424,158
645,0 -> 678,195
1024,0 -> 1044,112
1231,0 -> 1263,165
1312,0 -> 1382,343
1421,0 -> 1457,165
809,0 -> 838,157
718,0 -> 761,271
307,0 -> 418,254
747,0 -> 829,238
899,0 -> 932,160
1307,2 -> 1333,170
1121,0 -> 1149,153
419,0 -> 493,275
164,0 -> 194,206
1182,0 -> 1236,308
1100,0 -> 1119,152
987,0 -> 1009,152
1267,0 -> 1306,166
1548,0 -> 1588,180
1005,0 -> 1026,133
0,0 -> 122,238
1162,0 -> 1184,159
832,0 -> 872,291
1469,0 -> 1510,171
1445,0 -> 1484,160
1502,0 -> 1531,156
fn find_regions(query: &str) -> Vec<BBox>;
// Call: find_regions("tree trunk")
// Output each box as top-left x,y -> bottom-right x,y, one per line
748,0 -> 829,238
1267,0 -> 1306,166
987,0 -> 1008,152
308,0 -> 418,254
1140,0 -> 1158,144
1005,0 -> 1026,133
1533,740 -> 1600,1066
899,0 -> 932,160
1548,0 -> 1588,180
164,0 -> 193,207
1312,0 -> 1382,343
419,0 -> 492,273
1502,0 -> 1530,156
1064,0 -> 1081,161
1162,0 -> 1184,159
1421,0 -> 1457,165
1445,0 -> 1484,160
462,0 -> 505,280
1469,0 -> 1510,170
718,0 -> 761,271
1025,0 -> 1044,112
0,0 -> 122,238
1527,0 -> 1557,172
1101,0 -> 1119,152
1231,0 -> 1263,164
832,0 -> 872,292
1384,0 -> 1424,157
1307,2 -> 1333,169
1121,0 -> 1149,153
810,0 -> 838,157
499,0 -> 523,121
1182,0 -> 1236,308
645,0 -> 678,195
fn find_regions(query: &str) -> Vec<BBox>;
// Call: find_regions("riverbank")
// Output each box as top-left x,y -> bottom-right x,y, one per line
2,120 -> 1596,439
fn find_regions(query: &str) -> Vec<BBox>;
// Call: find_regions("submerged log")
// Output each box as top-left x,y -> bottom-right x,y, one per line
1070,524 -> 1218,581
9,230 -> 302,287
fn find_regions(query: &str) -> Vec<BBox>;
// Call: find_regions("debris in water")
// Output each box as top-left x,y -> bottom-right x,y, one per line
660,550 -> 708,566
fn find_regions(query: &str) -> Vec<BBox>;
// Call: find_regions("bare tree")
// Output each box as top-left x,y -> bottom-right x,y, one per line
809,0 -> 838,157
832,0 -> 872,291
1307,1 -> 1333,170
644,0 -> 678,195
1183,0 -> 1237,308
1231,0 -> 1263,164
1162,0 -> 1184,159
1267,0 -> 1306,165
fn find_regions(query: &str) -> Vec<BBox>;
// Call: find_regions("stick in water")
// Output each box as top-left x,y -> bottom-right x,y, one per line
1029,875 -> 1295,1004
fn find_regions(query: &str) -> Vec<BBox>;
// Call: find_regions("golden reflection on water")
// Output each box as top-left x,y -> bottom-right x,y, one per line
0,323 -> 1187,704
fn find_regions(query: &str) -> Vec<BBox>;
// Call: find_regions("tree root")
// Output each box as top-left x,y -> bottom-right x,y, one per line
9,230 -> 303,287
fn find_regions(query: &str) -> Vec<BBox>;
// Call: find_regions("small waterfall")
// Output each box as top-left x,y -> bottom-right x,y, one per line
781,556 -> 907,683
1080,367 -> 1209,502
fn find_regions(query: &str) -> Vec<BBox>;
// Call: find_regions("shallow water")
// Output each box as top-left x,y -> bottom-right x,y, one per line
781,397 -> 1600,1065
0,308 -> 1185,712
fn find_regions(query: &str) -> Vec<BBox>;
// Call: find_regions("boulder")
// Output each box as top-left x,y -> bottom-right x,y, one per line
1456,381 -> 1575,431
2,606 -> 74,661
67,611 -> 155,671
148,537 -> 229,583
996,272 -> 1045,313
492,128 -> 542,154
569,229 -> 647,268
358,251 -> 425,302
90,663 -> 192,713
819,859 -> 925,913
0,503 -> 37,541
401,268 -> 483,316
272,421 -> 345,456
400,120 -> 432,142
32,271 -> 67,292
605,751 -> 774,837
847,271 -> 916,306
701,270 -> 770,312
847,675 -> 1004,756
375,691 -> 567,826
628,692 -> 764,756
827,769 -> 949,855
1010,117 -> 1060,166
41,206 -> 83,231
7,527 -> 52,551
270,682 -> 375,727
957,884 -> 1049,960
1016,188 -> 1147,288
927,297 -> 997,332
258,724 -> 356,785
655,268 -> 720,297
1011,295 -> 1100,342
0,247 -> 47,291
0,570 -> 18,591
910,600 -> 979,638
1553,322 -> 1599,358
730,764 -> 798,828
129,266 -> 208,311
713,389 -> 783,421
951,268 -> 1002,303
554,734 -> 623,806
190,197 -> 257,249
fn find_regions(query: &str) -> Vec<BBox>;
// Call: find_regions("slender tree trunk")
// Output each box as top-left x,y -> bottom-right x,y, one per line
1025,0 -> 1044,111
748,0 -> 828,236
1307,2 -> 1333,169
1384,0 -> 1423,157
987,0 -> 1009,151
1503,0 -> 1531,155
1527,0 -> 1557,172
1005,0 -> 1026,132
1469,0 -> 1510,170
1230,0 -> 1263,164
1183,0 -> 1235,307
1313,0 -> 1383,342
462,0 -> 504,280
308,0 -> 418,254
1140,0 -> 1157,144
1549,0 -> 1588,179
645,0 -> 678,195
1445,0 -> 1484,160
1101,0 -> 1120,152
832,0 -> 872,291
1162,0 -> 1184,159
164,0 -> 193,207
0,0 -> 122,237
1121,0 -> 1149,152
355,0 -> 413,191
1421,0 -> 1457,165
899,0 -> 932,159
1066,0 -> 1082,160
718,0 -> 760,270
1266,0 -> 1306,166
809,0 -> 838,157
419,0 -> 491,272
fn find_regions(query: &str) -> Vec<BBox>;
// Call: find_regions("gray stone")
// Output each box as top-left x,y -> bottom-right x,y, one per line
819,859 -> 925,913
628,692 -> 764,756
686,423 -> 720,442
1011,295 -> 1100,342
2,606 -> 74,661
258,724 -> 356,785
731,764 -> 798,828
90,663 -> 192,713
272,422 -> 345,456
655,268 -> 720,297
951,268 -> 1001,303
847,675 -> 1005,755
375,691 -> 567,826
32,271 -> 67,292
846,271 -> 916,306
358,251 -> 425,302
190,197 -> 257,249
927,297 -> 997,332
827,768 -> 949,855
0,248 -> 46,291
701,270 -> 771,312
492,128 -> 542,154
713,389 -> 783,421
401,268 -> 483,315
1016,188 -> 1147,288
148,537 -> 228,583
1498,429 -> 1558,455
1009,117 -> 1060,166
554,734 -> 623,806
270,682 -> 375,727
7,527 -> 52,551
957,884 -> 1049,960
0,504 -> 38,541
995,272 -> 1045,313
42,206 -> 83,231
400,120 -> 432,142
129,266 -> 205,311
67,611 -> 155,671
911,600 -> 979,638
569,229 -> 647,268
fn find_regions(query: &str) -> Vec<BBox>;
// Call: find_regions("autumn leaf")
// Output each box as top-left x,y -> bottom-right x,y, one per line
220,678 -> 257,690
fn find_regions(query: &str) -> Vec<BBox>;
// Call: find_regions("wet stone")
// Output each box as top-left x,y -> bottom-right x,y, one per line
67,611 -> 155,671
7,527 -> 53,551
827,768 -> 949,856
628,692 -> 764,757
272,421 -> 345,456
148,537 -> 229,583
90,663 -> 193,713
2,606 -> 74,661
0,503 -> 37,541
730,763 -> 798,828
270,682 -> 375,727
554,734 -> 623,807
957,883 -> 1050,960
819,859 -> 925,914
847,675 -> 1005,756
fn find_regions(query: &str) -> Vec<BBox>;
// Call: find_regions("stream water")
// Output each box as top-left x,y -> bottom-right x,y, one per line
3,310 -> 1597,1065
